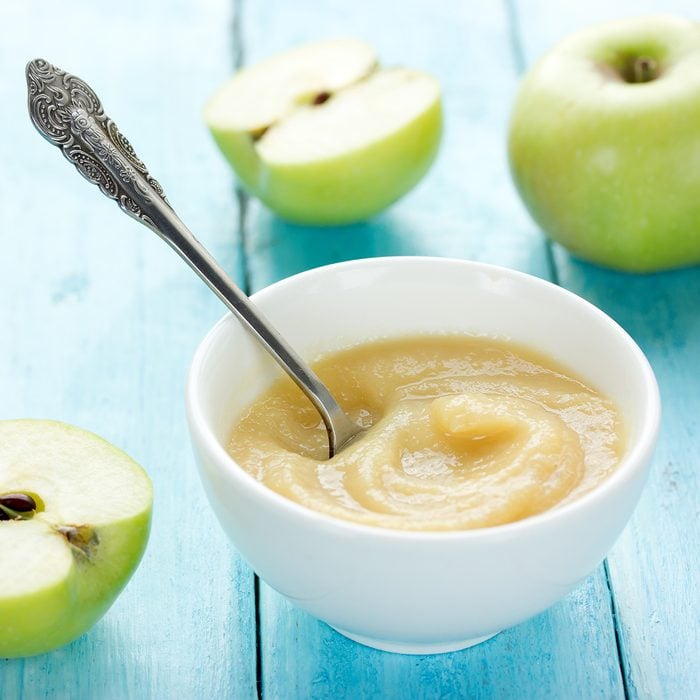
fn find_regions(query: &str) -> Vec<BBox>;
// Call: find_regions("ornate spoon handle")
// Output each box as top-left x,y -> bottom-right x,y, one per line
26,58 -> 361,457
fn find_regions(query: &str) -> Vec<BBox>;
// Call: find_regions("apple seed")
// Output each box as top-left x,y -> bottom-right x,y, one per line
0,492 -> 37,520
312,91 -> 331,105
250,125 -> 270,142
1,493 -> 37,512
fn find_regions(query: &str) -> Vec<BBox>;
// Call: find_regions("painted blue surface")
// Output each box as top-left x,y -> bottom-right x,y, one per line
1,0 -> 698,698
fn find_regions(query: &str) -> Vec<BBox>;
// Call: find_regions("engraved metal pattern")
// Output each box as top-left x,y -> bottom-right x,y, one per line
26,58 -> 170,229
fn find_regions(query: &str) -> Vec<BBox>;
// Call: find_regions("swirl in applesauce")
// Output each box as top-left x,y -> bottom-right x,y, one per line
228,336 -> 624,531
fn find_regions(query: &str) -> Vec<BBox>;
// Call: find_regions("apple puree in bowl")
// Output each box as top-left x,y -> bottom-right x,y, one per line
228,336 -> 624,530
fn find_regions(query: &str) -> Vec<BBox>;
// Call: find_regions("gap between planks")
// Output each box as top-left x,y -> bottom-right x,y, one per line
230,0 -> 263,698
604,560 -> 632,699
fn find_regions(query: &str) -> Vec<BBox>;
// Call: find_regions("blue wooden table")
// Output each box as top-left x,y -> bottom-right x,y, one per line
2,0 -> 698,697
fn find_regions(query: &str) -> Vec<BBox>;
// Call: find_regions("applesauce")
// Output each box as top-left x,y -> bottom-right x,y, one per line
227,335 -> 624,530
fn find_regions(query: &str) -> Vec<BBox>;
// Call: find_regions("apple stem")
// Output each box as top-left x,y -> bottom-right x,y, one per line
630,56 -> 657,83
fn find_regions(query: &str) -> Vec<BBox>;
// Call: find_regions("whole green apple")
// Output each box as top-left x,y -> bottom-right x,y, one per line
204,39 -> 442,226
508,15 -> 700,272
0,420 -> 152,658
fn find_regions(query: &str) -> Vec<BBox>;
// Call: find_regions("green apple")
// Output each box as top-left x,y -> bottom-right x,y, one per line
0,420 -> 152,658
508,15 -> 700,272
204,38 -> 442,225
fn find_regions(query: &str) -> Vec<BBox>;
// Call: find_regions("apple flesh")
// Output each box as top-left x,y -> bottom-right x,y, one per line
204,38 -> 442,225
508,15 -> 700,272
0,420 -> 152,658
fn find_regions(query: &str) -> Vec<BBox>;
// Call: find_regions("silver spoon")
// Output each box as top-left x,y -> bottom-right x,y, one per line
26,58 -> 362,458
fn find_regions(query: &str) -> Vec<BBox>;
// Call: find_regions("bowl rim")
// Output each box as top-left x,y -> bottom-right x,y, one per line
186,256 -> 661,541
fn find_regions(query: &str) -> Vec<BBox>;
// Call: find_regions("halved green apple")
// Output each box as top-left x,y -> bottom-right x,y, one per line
0,420 -> 152,658
204,38 -> 442,225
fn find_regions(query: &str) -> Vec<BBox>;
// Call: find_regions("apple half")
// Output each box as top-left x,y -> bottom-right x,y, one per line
508,15 -> 700,272
204,38 -> 442,225
0,420 -> 152,658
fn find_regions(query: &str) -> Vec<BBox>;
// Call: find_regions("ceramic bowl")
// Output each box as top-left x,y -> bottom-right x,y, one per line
186,257 -> 660,654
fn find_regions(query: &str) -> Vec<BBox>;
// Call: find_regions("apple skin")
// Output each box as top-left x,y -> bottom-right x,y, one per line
209,98 -> 442,226
0,420 -> 152,658
508,15 -> 700,273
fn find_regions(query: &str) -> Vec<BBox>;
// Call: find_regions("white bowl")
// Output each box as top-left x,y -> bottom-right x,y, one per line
186,257 -> 660,654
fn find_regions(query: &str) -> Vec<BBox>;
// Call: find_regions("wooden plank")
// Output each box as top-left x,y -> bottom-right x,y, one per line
238,1 -> 626,697
512,1 -> 700,697
552,261 -> 700,700
0,0 -> 257,697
